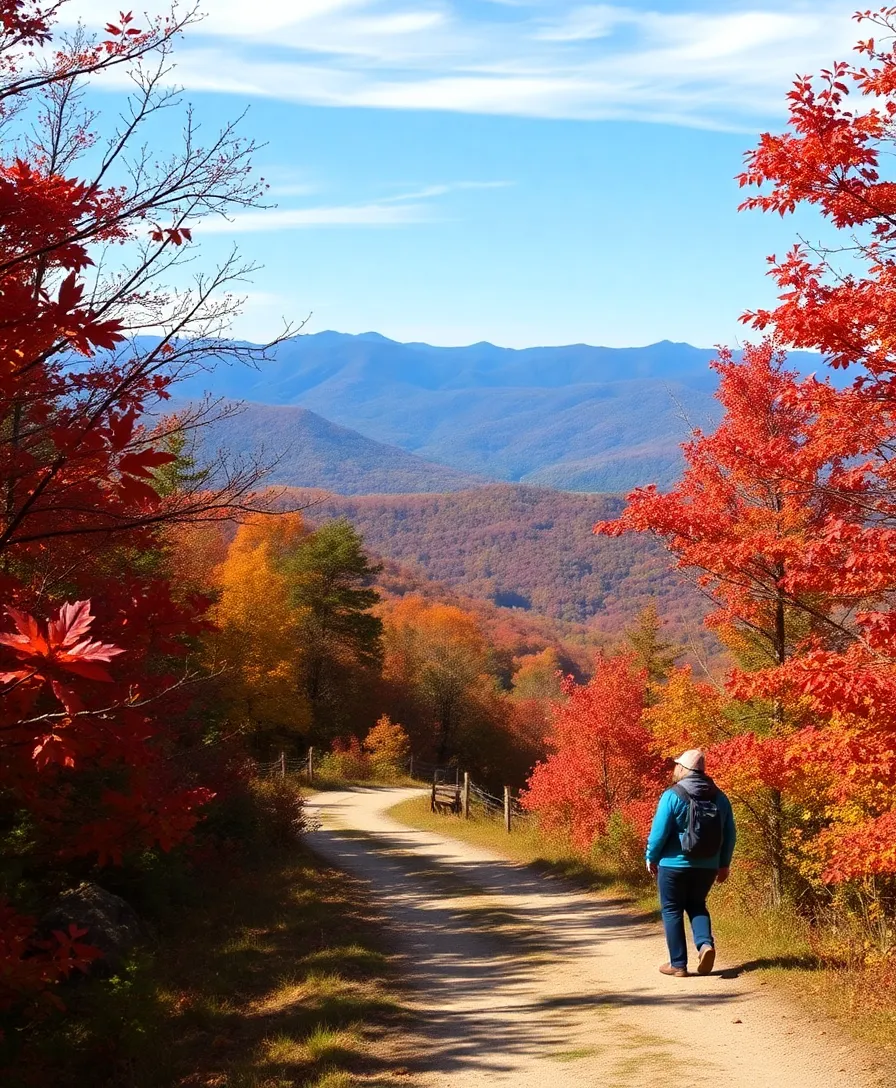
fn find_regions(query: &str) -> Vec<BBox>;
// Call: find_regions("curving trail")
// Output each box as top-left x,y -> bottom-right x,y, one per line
306,786 -> 887,1088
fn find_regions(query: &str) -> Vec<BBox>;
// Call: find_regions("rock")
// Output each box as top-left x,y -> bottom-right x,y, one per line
41,882 -> 147,973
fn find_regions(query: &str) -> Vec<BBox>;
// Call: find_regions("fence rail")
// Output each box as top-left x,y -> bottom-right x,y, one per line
255,749 -> 318,783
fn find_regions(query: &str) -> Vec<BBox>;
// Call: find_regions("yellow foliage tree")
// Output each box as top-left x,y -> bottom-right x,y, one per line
363,714 -> 410,776
644,666 -> 730,758
511,648 -> 564,704
211,513 -> 311,743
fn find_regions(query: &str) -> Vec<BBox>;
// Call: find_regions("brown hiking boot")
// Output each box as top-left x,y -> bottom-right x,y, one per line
659,963 -> 688,977
697,945 -> 716,975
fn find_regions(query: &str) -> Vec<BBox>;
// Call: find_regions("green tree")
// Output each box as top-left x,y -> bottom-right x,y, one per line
152,425 -> 210,497
625,602 -> 678,704
283,520 -> 384,738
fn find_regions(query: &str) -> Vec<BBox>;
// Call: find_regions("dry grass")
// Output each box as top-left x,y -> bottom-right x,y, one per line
14,846 -> 411,1088
389,794 -> 896,1056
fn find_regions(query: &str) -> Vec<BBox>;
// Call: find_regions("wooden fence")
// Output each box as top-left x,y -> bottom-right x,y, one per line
255,751 -> 531,833
255,749 -> 317,783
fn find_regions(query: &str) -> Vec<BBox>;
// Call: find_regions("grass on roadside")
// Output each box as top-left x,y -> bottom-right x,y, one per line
387,795 -> 629,893
15,843 -> 411,1088
388,793 -> 896,1058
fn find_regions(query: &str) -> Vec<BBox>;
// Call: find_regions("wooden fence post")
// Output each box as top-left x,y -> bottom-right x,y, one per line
279,751 -> 286,779
463,772 -> 470,820
504,786 -> 511,833
307,747 -> 314,784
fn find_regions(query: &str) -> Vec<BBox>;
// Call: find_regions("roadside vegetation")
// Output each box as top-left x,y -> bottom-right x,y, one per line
11,778 -> 410,1088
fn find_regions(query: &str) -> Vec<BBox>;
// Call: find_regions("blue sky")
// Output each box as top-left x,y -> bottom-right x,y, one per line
74,0 -> 857,347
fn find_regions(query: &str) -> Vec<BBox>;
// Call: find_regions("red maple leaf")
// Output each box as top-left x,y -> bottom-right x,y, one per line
0,600 -> 124,711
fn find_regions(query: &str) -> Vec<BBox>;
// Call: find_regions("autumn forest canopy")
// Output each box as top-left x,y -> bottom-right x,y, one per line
9,0 -> 896,1071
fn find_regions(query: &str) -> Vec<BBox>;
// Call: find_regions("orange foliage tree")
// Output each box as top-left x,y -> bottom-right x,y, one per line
382,596 -> 498,764
363,714 -> 410,777
511,648 -> 564,705
506,648 -> 565,763
210,514 -> 311,745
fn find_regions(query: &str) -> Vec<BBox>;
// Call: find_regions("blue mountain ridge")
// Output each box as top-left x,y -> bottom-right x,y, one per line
173,331 -> 828,493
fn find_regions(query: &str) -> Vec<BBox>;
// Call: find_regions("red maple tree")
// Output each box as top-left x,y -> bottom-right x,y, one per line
521,655 -> 664,856
0,0 -> 286,1023
594,8 -> 896,897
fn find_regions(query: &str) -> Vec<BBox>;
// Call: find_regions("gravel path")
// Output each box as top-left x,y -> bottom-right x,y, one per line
306,786 -> 887,1088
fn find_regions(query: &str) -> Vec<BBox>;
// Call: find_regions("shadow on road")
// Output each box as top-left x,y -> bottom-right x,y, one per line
307,796 -> 744,1081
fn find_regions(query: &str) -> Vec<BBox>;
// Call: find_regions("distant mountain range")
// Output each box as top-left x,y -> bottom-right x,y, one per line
177,331 -> 825,493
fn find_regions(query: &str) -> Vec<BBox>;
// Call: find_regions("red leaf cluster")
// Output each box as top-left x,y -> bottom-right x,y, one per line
0,900 -> 101,1035
589,8 -> 896,892
0,0 -> 248,1027
521,655 -> 665,851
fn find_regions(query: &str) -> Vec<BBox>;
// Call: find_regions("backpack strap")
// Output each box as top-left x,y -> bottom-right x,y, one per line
671,784 -> 696,850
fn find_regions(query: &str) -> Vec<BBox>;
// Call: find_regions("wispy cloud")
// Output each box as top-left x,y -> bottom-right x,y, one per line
380,180 -> 512,201
200,201 -> 429,233
534,4 -> 636,43
74,1 -> 859,129
198,179 -> 509,233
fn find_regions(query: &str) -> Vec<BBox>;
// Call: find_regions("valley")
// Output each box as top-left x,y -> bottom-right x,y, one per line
282,484 -> 707,648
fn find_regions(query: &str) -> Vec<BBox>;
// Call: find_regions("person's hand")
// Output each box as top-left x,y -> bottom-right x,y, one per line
646,860 -> 658,878
716,866 -> 730,884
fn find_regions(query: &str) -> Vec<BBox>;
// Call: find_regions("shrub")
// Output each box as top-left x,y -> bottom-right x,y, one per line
250,778 -> 308,847
592,810 -> 652,884
363,716 -> 410,780
318,738 -> 371,782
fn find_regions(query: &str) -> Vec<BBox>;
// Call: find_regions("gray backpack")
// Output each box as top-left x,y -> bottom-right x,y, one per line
671,783 -> 722,859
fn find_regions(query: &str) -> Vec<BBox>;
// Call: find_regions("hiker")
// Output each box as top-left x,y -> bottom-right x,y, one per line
646,748 -> 736,978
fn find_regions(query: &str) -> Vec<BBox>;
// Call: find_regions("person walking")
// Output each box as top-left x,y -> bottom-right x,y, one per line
646,748 -> 736,978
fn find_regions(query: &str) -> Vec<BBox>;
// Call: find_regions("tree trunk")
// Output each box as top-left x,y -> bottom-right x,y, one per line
768,788 -> 785,907
767,577 -> 787,903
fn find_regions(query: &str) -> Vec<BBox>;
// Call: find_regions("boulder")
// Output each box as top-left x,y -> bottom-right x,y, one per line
41,882 -> 147,972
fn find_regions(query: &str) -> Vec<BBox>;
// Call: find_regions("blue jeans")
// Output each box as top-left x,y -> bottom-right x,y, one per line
657,866 -> 717,969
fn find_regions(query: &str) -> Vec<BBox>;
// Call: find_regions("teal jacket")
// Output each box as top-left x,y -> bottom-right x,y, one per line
646,775 -> 736,870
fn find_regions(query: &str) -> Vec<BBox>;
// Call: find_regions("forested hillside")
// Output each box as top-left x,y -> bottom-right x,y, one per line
283,484 -> 710,646
184,401 -> 489,494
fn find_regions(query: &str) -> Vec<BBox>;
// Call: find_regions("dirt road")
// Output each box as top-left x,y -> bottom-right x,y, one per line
306,787 -> 885,1088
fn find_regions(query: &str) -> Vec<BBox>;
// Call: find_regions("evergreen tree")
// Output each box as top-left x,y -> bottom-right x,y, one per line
625,602 -> 678,704
152,426 -> 210,497
282,520 -> 384,737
